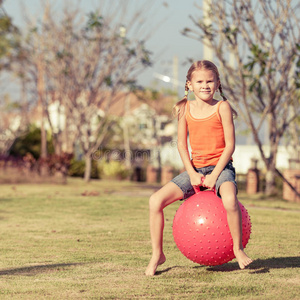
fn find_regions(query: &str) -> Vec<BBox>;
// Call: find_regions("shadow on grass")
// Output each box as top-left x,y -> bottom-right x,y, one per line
0,262 -> 85,276
205,256 -> 300,273
155,266 -> 183,275
156,256 -> 300,275
156,265 -> 206,275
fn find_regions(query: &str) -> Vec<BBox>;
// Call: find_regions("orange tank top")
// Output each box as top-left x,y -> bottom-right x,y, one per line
186,100 -> 227,168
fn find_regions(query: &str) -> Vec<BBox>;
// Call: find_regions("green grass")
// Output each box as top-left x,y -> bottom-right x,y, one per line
0,178 -> 299,299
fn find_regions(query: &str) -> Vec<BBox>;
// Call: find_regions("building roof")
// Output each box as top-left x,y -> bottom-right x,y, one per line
101,91 -> 176,118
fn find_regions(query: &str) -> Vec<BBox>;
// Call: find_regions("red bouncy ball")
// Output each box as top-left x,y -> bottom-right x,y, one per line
173,188 -> 251,266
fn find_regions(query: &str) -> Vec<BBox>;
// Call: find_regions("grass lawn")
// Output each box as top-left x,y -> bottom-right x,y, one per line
0,178 -> 299,299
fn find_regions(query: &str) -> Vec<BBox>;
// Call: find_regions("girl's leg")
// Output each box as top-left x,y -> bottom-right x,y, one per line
219,182 -> 253,269
145,181 -> 184,276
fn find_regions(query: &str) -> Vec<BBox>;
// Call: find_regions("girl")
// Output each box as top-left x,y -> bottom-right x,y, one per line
145,60 -> 252,276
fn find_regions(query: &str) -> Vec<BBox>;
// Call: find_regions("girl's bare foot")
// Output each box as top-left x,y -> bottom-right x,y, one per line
145,253 -> 166,276
234,248 -> 253,269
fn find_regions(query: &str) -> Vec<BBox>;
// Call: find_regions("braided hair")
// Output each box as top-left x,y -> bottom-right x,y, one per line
172,79 -> 189,117
173,60 -> 237,117
219,84 -> 227,100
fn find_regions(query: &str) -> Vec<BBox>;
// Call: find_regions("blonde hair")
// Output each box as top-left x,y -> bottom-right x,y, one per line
173,60 -> 237,117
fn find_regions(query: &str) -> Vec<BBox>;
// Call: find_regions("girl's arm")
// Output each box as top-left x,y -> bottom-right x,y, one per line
177,103 -> 204,186
203,101 -> 235,189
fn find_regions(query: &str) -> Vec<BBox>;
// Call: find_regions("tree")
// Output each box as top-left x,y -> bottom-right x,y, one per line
21,1 -> 154,181
285,52 -> 300,162
0,0 -> 20,69
0,95 -> 24,155
183,0 -> 300,195
0,1 -> 28,155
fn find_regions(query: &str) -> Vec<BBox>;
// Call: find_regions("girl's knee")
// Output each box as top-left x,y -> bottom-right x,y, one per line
219,182 -> 239,212
222,194 -> 239,212
149,193 -> 164,212
149,182 -> 183,212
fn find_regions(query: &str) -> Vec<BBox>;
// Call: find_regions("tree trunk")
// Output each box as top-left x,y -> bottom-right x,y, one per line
265,113 -> 279,195
265,165 -> 277,196
37,60 -> 49,177
84,154 -> 92,182
40,119 -> 47,158
123,95 -> 131,169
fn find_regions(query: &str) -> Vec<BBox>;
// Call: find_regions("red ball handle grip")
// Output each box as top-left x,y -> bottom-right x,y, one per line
193,185 -> 201,194
193,176 -> 216,194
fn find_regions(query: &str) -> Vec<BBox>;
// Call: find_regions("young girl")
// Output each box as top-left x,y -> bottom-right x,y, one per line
145,60 -> 253,276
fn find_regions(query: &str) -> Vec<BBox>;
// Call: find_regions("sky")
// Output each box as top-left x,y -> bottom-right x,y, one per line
2,0 -> 203,95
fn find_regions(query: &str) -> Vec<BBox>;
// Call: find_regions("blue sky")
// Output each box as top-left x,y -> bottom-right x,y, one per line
2,0 -> 203,94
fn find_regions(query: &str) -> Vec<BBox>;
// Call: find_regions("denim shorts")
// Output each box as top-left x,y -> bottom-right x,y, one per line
171,161 -> 237,200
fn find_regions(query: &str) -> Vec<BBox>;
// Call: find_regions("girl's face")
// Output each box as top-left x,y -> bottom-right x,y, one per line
188,69 -> 220,102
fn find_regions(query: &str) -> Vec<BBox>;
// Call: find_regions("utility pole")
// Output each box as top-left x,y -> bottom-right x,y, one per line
203,0 -> 213,61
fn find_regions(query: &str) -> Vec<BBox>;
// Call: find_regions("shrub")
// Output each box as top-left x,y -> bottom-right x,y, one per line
9,125 -> 54,159
68,158 -> 99,179
98,160 -> 132,180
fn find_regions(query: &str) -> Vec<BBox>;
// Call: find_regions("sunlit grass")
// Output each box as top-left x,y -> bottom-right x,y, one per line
0,178 -> 299,299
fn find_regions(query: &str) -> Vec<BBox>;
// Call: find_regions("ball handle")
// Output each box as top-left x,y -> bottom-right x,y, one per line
193,185 -> 201,194
193,177 -> 216,194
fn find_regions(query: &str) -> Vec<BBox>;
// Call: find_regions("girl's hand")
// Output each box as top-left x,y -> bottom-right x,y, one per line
189,171 -> 204,187
202,174 -> 217,190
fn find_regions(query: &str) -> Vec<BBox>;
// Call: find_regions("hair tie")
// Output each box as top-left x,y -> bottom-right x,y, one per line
185,90 -> 188,96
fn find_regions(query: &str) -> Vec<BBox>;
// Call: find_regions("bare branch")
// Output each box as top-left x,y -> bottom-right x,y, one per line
184,0 -> 300,194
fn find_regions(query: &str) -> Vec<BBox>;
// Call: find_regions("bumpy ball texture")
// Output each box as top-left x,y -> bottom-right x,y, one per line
173,190 -> 251,266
